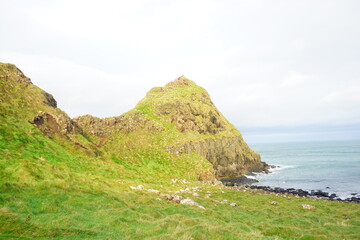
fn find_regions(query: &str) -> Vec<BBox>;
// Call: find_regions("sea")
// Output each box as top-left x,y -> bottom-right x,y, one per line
250,140 -> 360,199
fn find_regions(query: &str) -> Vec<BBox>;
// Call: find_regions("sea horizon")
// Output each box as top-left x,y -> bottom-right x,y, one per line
250,139 -> 360,200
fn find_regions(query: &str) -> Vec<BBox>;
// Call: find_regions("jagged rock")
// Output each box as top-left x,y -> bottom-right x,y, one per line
43,92 -> 57,108
0,63 -> 32,86
31,111 -> 77,135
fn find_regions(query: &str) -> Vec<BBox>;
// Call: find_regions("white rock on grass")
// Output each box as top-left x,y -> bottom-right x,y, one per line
230,203 -> 238,207
271,201 -> 278,205
171,179 -> 189,184
180,198 -> 205,209
220,200 -> 228,204
172,195 -> 182,203
160,194 -> 182,203
302,204 -> 316,210
147,189 -> 160,194
130,185 -> 145,190
160,194 -> 172,200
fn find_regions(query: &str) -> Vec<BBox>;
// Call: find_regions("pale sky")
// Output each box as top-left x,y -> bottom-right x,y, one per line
1,0 -> 360,141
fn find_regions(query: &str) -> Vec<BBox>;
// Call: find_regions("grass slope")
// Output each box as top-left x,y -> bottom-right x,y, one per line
0,64 -> 359,239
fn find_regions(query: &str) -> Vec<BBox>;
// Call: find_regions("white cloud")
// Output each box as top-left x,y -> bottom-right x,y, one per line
1,0 -> 360,129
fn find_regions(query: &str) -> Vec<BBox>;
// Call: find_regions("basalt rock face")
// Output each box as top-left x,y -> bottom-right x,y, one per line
167,136 -> 262,178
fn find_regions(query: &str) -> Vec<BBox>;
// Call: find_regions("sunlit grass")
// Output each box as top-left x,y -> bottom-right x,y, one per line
1,64 -> 359,239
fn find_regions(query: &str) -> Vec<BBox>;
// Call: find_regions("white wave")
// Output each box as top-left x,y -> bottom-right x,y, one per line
245,175 -> 257,179
270,164 -> 297,172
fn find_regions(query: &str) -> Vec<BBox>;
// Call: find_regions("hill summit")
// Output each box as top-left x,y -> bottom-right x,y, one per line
74,75 -> 264,178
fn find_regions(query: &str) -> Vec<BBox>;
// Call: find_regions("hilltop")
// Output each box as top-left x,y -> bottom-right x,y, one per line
0,63 -> 359,239
73,75 -> 263,179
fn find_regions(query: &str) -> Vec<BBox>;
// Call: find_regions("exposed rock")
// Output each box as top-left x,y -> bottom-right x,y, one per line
167,137 -> 263,178
160,194 -> 184,204
271,201 -> 278,205
180,198 -> 205,209
220,175 -> 259,186
172,195 -> 183,204
171,179 -> 190,184
0,63 -> 32,86
30,111 -> 77,136
43,92 -> 57,108
230,203 -> 238,207
130,185 -> 145,190
160,194 -> 172,200
302,204 -> 316,210
73,111 -> 163,138
147,189 -> 160,194
220,200 -> 228,204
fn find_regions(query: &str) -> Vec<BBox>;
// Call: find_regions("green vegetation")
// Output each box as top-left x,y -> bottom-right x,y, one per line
0,64 -> 359,239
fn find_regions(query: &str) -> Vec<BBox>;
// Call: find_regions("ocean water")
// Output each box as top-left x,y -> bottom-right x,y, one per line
250,140 -> 360,199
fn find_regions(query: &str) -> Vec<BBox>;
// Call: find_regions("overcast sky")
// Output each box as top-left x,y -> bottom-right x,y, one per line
1,0 -> 360,141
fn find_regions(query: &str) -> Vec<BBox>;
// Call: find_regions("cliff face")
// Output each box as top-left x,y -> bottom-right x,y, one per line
167,136 -> 262,178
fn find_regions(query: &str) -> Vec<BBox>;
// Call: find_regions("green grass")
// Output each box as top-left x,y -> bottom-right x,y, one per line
1,64 -> 359,239
1,108 -> 359,240
1,184 -> 359,239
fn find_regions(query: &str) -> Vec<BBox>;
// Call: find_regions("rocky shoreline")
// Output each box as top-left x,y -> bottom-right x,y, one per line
247,185 -> 360,203
220,173 -> 360,203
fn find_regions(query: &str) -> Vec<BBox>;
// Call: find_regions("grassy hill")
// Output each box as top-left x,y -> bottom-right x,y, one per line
0,63 -> 359,239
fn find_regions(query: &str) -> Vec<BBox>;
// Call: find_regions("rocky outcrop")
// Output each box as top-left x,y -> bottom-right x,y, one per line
30,111 -> 98,155
159,102 -> 226,134
30,111 -> 77,136
0,63 -> 32,87
43,92 -> 57,108
166,136 -> 262,178
73,111 -> 163,138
